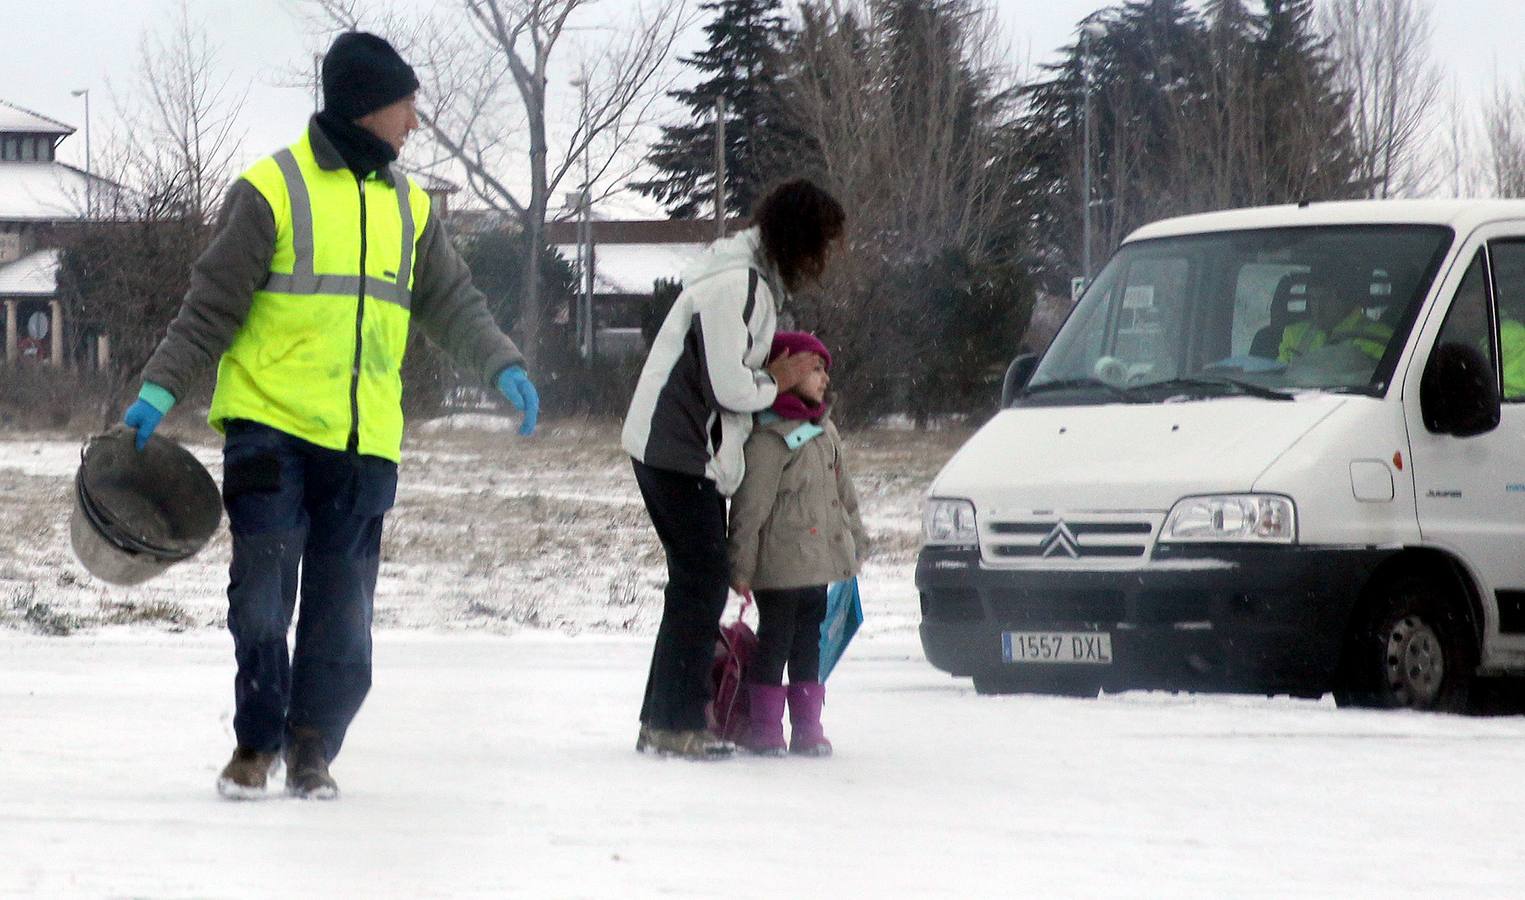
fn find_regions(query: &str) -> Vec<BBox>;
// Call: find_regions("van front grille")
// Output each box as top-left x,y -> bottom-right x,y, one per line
980,514 -> 1162,566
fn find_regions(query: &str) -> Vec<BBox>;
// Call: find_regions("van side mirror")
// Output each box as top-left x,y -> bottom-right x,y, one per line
1001,354 -> 1039,408
1421,342 -> 1500,437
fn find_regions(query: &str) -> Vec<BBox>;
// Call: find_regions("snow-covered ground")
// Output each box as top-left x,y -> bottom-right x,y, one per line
0,417 -> 950,636
6,631 -> 1525,897
4,418 -> 1525,896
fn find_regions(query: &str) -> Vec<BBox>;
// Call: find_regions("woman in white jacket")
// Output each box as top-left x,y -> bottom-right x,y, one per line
623,180 -> 845,760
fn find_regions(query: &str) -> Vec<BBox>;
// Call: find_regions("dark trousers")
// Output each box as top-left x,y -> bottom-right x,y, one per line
222,421 -> 397,762
632,459 -> 730,731
749,586 -> 828,685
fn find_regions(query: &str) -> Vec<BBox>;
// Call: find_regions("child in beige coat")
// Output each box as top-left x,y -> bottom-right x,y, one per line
728,332 -> 868,756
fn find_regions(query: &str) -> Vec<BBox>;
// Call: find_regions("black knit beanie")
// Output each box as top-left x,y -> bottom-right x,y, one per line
321,32 -> 420,121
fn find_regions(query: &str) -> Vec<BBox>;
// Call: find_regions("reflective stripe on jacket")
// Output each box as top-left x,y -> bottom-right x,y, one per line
207,129 -> 431,462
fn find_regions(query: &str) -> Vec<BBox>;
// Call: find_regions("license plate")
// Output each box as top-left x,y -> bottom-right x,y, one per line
1002,631 -> 1113,664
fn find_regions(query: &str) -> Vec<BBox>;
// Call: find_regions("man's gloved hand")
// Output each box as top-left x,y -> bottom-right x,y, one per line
495,365 -> 540,436
122,383 -> 176,451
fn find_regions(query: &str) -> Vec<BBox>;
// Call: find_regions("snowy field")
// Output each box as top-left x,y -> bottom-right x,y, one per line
5,417 -> 1525,897
0,416 -> 951,637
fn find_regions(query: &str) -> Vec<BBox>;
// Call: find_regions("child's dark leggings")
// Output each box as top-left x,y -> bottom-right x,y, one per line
750,585 -> 829,685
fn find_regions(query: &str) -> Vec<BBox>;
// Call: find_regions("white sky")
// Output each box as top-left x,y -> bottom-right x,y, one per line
4,0 -> 1524,214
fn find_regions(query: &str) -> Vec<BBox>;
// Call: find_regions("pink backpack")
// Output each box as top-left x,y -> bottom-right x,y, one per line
708,595 -> 757,743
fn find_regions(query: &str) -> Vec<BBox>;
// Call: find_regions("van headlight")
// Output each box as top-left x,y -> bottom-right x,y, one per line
923,498 -> 979,545
1160,494 -> 1296,543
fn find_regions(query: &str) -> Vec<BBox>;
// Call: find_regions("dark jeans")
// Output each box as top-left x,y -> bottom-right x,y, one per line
222,420 -> 397,762
749,586 -> 828,685
632,459 -> 730,732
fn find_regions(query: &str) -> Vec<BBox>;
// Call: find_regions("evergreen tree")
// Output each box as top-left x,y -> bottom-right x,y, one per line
1254,0 -> 1360,202
633,0 -> 792,219
1015,0 -> 1361,295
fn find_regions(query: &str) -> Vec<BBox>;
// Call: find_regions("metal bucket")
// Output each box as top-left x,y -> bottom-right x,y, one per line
70,426 -> 222,585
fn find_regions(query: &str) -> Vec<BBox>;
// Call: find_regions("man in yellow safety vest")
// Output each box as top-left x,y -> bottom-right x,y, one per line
1278,280 -> 1394,364
122,31 -> 539,800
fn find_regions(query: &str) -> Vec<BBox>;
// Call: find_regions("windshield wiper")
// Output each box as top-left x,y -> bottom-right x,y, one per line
1020,377 -> 1139,402
1126,376 -> 1294,401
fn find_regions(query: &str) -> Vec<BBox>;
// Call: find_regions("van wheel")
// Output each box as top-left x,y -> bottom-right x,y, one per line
1333,573 -> 1475,713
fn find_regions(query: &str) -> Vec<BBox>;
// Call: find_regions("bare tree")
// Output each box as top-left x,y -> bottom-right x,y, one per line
778,1 -> 1034,422
1439,79 -> 1482,198
784,1 -> 1018,262
305,0 -> 690,371
116,0 -> 248,224
1322,0 -> 1441,198
57,0 -> 248,420
1484,76 -> 1525,198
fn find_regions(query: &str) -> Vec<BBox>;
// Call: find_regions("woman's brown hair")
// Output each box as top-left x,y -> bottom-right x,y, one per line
752,179 -> 846,293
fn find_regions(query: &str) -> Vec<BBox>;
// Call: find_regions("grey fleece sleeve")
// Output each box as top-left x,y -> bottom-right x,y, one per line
410,214 -> 525,385
139,180 -> 275,399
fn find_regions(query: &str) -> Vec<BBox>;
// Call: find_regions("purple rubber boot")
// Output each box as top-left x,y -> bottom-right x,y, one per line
745,683 -> 788,756
787,682 -> 832,757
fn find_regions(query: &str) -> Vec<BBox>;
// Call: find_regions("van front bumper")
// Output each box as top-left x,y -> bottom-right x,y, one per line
916,544 -> 1397,695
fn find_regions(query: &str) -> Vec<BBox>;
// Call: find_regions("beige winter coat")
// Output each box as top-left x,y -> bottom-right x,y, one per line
727,414 -> 870,590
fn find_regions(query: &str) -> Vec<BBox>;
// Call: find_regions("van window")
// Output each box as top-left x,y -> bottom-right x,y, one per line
1026,226 -> 1453,404
1231,263 -> 1310,356
1434,252 -> 1497,388
1487,241 -> 1525,401
1111,257 -> 1190,382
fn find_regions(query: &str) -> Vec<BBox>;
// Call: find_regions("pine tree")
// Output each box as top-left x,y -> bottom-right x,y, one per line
1014,0 -> 1362,294
633,0 -> 792,219
1254,0 -> 1360,202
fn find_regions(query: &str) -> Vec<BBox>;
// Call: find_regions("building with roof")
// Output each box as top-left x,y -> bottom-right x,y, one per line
0,98 -> 116,368
543,216 -> 745,359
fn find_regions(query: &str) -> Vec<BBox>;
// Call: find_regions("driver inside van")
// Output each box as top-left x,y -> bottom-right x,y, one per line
1433,266 -> 1525,397
1278,278 -> 1394,364
1495,292 -> 1525,398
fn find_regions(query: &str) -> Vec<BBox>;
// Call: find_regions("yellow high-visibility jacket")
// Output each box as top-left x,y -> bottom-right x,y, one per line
142,118 -> 524,463
206,128 -> 430,460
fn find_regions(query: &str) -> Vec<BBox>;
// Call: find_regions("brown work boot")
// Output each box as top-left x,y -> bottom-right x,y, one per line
644,727 -> 735,760
284,727 -> 339,800
216,747 -> 280,800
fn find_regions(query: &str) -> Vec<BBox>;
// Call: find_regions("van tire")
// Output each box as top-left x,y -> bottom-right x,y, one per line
1333,572 -> 1476,713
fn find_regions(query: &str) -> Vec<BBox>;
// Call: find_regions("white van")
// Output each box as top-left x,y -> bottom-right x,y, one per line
917,200 -> 1525,712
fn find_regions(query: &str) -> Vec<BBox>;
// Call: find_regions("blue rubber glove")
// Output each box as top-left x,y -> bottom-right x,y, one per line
495,365 -> 539,436
123,382 -> 176,451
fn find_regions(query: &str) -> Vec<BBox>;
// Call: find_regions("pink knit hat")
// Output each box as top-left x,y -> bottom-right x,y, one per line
767,331 -> 832,370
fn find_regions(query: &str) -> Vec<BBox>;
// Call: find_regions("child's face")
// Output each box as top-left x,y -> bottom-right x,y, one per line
793,354 -> 830,405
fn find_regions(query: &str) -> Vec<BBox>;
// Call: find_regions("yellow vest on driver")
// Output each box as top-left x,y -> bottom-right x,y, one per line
1279,309 -> 1393,364
207,130 -> 431,462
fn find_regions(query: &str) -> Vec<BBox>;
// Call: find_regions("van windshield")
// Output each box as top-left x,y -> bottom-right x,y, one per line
1025,225 -> 1454,403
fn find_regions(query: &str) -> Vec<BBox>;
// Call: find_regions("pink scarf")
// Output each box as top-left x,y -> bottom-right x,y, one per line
772,392 -> 826,421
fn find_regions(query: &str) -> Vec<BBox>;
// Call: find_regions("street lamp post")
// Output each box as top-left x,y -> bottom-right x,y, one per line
70,88 -> 91,217
714,95 -> 727,241
570,74 -> 594,362
1079,25 -> 1099,287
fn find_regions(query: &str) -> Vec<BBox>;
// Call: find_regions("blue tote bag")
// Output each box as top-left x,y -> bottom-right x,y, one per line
818,577 -> 864,681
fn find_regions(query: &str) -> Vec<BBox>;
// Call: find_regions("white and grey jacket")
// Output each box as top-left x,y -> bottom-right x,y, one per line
621,228 -> 784,496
